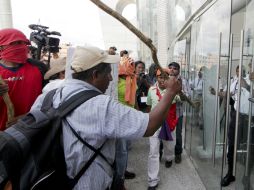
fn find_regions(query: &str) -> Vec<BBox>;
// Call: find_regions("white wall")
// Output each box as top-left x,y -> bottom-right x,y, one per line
99,0 -> 138,59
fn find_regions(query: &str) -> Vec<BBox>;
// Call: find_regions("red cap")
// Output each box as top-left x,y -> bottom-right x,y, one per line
0,28 -> 30,46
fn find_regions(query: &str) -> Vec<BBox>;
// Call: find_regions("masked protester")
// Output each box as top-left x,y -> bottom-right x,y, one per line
0,28 -> 45,130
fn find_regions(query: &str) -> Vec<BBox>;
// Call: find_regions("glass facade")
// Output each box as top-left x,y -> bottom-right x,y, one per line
235,1 -> 254,189
172,0 -> 254,189
186,0 -> 232,189
136,0 -> 254,188
174,0 -> 207,34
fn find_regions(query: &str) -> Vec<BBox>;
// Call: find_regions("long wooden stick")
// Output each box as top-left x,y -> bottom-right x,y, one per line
89,0 -> 161,69
0,75 -> 15,123
89,0 -> 195,107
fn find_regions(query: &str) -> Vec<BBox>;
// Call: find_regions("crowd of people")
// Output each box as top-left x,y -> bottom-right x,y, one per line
1,27 -> 253,190
0,28 -> 183,190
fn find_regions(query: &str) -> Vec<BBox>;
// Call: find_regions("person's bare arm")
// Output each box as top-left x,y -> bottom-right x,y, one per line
143,77 -> 182,137
209,86 -> 226,97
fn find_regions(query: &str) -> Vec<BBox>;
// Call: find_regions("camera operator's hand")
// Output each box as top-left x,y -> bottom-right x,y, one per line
209,86 -> 216,95
0,83 -> 9,96
249,71 -> 254,81
240,78 -> 250,90
127,57 -> 135,66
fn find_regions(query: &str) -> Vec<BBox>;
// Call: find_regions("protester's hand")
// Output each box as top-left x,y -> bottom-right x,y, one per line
164,76 -> 182,95
209,86 -> 216,95
0,83 -> 9,96
6,115 -> 24,128
249,71 -> 254,81
240,78 -> 249,89
179,93 -> 187,101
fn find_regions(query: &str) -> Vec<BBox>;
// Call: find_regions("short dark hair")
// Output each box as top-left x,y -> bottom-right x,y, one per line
168,62 -> 180,70
49,73 -> 61,80
148,63 -> 158,77
120,50 -> 128,57
135,60 -> 145,68
109,46 -> 117,51
72,63 -> 110,81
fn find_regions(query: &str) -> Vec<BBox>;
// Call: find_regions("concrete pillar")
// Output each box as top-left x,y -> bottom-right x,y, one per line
167,1 -> 177,63
157,0 -> 169,67
0,0 -> 13,29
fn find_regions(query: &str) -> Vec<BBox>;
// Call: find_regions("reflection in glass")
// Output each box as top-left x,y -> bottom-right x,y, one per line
184,0 -> 231,189
235,1 -> 254,189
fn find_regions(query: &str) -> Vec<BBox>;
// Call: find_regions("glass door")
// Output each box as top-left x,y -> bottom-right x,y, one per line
173,36 -> 192,156
186,0 -> 232,189
235,0 -> 254,189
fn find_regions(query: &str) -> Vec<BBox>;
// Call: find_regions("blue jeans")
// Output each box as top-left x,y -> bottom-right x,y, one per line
175,116 -> 183,155
114,139 -> 128,184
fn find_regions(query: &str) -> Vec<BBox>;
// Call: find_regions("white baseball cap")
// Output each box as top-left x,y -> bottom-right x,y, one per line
71,46 -> 120,73
44,57 -> 66,80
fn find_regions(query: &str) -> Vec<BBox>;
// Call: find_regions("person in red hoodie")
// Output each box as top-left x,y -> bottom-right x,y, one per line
0,28 -> 44,130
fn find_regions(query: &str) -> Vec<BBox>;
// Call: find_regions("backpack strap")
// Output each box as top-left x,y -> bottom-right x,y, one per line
41,89 -> 58,112
60,91 -> 114,188
41,89 -> 101,117
67,125 -> 109,189
41,89 -> 112,188
67,122 -> 114,187
57,90 -> 101,117
68,124 -> 113,168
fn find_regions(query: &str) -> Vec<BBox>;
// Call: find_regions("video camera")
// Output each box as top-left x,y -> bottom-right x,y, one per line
139,72 -> 146,79
29,24 -> 61,64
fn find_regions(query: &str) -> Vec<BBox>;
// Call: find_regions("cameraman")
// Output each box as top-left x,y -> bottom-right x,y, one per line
29,24 -> 61,67
135,61 -> 150,112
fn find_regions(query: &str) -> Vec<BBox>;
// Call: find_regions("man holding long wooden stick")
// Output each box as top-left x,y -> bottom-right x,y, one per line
89,0 -> 195,108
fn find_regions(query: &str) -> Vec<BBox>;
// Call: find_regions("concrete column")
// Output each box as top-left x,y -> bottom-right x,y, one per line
167,1 -> 177,63
0,0 -> 13,29
157,0 -> 169,67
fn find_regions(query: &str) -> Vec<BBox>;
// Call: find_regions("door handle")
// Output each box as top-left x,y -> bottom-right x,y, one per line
223,33 -> 234,167
233,30 -> 244,176
212,32 -> 222,166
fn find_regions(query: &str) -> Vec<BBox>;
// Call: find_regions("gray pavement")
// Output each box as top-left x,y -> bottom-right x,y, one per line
125,138 -> 206,190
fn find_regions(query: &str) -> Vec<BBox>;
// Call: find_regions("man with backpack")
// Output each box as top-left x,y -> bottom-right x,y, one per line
6,45 -> 181,190
0,28 -> 46,131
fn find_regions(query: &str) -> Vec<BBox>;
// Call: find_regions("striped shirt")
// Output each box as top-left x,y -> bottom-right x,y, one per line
31,79 -> 149,190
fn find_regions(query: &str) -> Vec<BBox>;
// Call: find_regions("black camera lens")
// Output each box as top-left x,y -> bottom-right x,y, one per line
139,73 -> 146,78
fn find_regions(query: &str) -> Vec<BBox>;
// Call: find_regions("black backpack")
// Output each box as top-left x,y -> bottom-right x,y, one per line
0,89 -> 112,190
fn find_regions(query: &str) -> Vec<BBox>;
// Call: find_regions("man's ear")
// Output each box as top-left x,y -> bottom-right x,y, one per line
92,70 -> 99,80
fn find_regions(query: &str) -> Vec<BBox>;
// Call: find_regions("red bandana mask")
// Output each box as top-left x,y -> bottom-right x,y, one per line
0,44 -> 28,64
